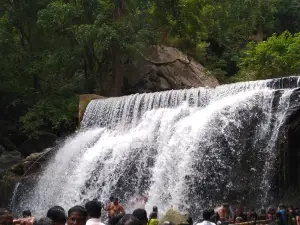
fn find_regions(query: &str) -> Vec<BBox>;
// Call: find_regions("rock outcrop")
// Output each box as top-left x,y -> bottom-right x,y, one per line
0,149 -> 52,207
79,94 -> 106,122
125,45 -> 219,93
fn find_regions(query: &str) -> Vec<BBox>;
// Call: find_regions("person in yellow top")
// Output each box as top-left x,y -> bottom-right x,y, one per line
148,212 -> 159,225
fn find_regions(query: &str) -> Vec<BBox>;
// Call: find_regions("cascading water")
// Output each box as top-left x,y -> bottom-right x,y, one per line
13,76 -> 300,220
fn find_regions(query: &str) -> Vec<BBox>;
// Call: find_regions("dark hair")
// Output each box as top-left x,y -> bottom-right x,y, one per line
85,200 -> 102,218
111,213 -> 125,225
203,210 -> 210,221
114,198 -> 119,202
187,216 -> 193,225
23,210 -> 32,217
47,206 -> 66,224
117,215 -> 142,225
153,207 -> 158,213
37,218 -> 54,225
68,206 -> 87,218
110,197 -> 114,201
132,209 -> 148,223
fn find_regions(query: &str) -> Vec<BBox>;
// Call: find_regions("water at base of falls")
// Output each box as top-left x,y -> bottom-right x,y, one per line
13,76 -> 300,219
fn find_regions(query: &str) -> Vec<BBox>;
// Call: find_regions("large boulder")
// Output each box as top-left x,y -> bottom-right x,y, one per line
125,45 -> 219,93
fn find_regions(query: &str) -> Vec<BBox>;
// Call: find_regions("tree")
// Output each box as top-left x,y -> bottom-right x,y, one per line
235,31 -> 300,81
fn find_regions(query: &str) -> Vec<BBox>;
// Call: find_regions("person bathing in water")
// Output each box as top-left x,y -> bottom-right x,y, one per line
13,210 -> 36,225
106,198 -> 125,225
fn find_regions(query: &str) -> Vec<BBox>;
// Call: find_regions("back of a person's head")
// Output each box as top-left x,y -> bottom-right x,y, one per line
85,200 -> 102,218
279,204 -> 285,210
110,197 -> 114,202
117,214 -> 142,225
47,206 -> 66,224
68,205 -> 87,218
23,210 -> 32,217
132,209 -> 148,224
111,213 -> 125,225
152,207 -> 158,213
208,209 -> 214,218
37,218 -> 54,225
203,210 -> 210,221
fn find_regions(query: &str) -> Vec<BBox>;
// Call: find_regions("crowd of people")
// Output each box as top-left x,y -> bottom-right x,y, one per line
0,198 -> 299,225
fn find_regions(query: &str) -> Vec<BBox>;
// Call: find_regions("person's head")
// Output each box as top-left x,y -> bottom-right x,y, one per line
0,208 -> 13,225
47,206 -> 66,225
117,215 -> 142,225
152,207 -> 158,213
85,200 -> 102,219
114,198 -> 119,205
279,204 -> 285,210
132,209 -> 148,225
203,210 -> 210,221
37,218 -> 54,225
111,213 -> 125,225
67,206 -> 87,225
149,212 -> 157,220
22,210 -> 31,218
110,197 -> 114,202
208,209 -> 214,219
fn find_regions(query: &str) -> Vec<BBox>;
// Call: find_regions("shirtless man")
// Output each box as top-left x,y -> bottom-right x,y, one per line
13,210 -> 36,225
106,198 -> 125,225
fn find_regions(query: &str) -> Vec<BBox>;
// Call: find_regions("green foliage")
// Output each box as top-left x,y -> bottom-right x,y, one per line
235,31 -> 300,81
0,0 -> 300,141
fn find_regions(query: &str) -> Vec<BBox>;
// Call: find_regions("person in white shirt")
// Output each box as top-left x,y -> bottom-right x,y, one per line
196,210 -> 216,225
85,200 -> 106,225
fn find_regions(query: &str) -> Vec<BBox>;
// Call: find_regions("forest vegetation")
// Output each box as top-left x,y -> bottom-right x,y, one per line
1,0 -> 300,146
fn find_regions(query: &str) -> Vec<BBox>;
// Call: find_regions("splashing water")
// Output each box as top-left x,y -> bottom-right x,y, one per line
13,76 -> 300,219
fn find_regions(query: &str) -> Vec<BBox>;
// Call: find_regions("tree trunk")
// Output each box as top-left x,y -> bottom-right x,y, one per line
110,42 -> 123,96
109,0 -> 124,97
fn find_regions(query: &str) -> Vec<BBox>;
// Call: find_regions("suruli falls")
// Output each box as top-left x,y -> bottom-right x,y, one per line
12,76 -> 300,220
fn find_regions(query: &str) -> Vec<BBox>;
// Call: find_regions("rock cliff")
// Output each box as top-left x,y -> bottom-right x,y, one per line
125,45 -> 219,93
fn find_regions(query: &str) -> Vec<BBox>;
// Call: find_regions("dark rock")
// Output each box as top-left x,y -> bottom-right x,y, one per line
18,132 -> 57,157
0,150 -> 22,174
0,137 -> 17,151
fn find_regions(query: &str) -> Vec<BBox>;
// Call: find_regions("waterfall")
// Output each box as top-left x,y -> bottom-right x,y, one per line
14,76 -> 300,219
